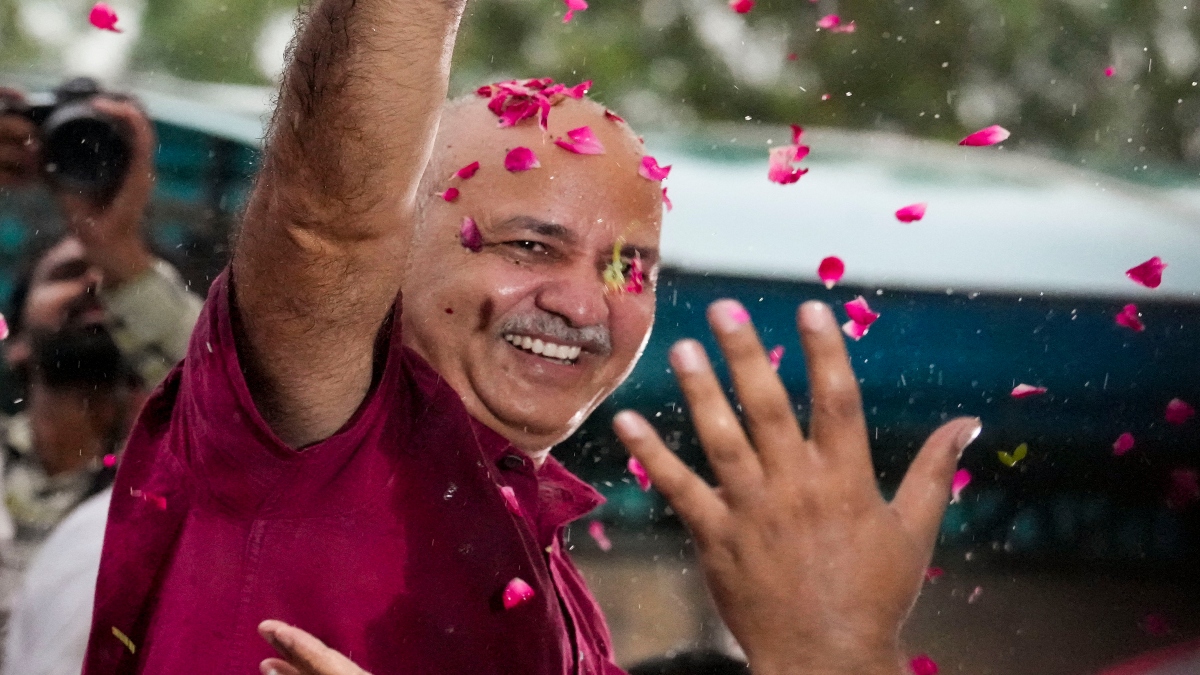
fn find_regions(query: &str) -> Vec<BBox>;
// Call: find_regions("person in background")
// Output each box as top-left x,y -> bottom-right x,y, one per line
0,89 -> 203,673
626,650 -> 750,675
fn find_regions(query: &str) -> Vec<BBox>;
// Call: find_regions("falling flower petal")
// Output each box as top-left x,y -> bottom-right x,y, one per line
968,586 -> 983,604
562,0 -> 587,22
89,2 -> 122,32
951,469 -> 971,504
818,256 -> 845,289
504,147 -> 540,172
768,345 -> 784,371
729,0 -> 754,12
767,143 -> 811,184
455,161 -> 480,180
502,577 -> 536,610
639,155 -> 671,181
459,217 -> 483,252
1011,384 -> 1047,399
440,187 -> 460,202
0,314 -> 8,340
1165,398 -> 1195,426
1141,613 -> 1173,636
1126,257 -> 1166,289
555,126 -> 605,155
787,52 -> 798,61
958,125 -> 1011,147
820,93 -> 832,101
1115,304 -> 1145,332
816,14 -> 841,29
1105,66 -> 1116,77
111,626 -> 135,654
1112,432 -> 1135,456
998,442 -> 1028,468
895,202 -> 928,223
662,187 -> 672,212
924,567 -> 944,583
841,320 -> 870,341
844,296 -> 880,326
588,521 -> 613,552
499,485 -> 522,515
103,453 -> 117,468
909,654 -> 939,675
628,457 -> 651,491
625,254 -> 645,294
603,240 -> 627,293
1166,469 -> 1199,510
604,109 -> 626,124
790,124 -> 805,144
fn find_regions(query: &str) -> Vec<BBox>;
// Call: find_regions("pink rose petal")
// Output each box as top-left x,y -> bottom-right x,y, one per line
1126,257 -> 1166,289
816,14 -> 841,29
554,126 -> 605,155
499,485 -> 522,515
1112,432 -> 1135,456
478,78 -> 590,130
130,488 -> 166,511
604,109 -> 626,124
662,187 -> 672,212
787,52 -> 798,61
767,144 -> 810,184
89,2 -> 122,32
968,586 -> 983,604
951,468 -> 971,504
895,202 -> 928,223
1165,398 -> 1195,426
790,124 -> 804,144
818,256 -> 845,289
504,147 -> 540,172
844,296 -> 880,326
563,0 -> 588,22
502,577 -> 536,610
729,0 -> 754,13
628,457 -> 651,491
456,161 -> 480,180
924,567 -> 944,583
460,217 -> 483,252
563,80 -> 591,99
1105,66 -> 1116,77
1166,469 -> 1199,510
1115,304 -> 1145,332
440,187 -> 460,202
959,125 -> 1011,147
821,93 -> 832,101
102,453 -> 117,468
1011,384 -> 1047,399
639,155 -> 671,181
841,319 -> 870,341
588,521 -> 613,552
909,654 -> 939,675
625,254 -> 645,294
0,314 -> 9,341
768,345 -> 784,371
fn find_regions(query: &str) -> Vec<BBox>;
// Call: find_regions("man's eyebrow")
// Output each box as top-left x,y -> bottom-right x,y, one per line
493,216 -> 576,243
623,244 -> 660,266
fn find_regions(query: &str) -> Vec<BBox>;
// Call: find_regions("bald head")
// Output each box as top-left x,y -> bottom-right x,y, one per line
401,84 -> 665,454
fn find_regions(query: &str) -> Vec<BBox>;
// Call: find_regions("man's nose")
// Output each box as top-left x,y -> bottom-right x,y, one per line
83,266 -> 104,292
535,266 -> 609,329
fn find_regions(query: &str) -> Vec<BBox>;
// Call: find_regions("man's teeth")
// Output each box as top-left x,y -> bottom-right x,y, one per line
504,334 -> 582,361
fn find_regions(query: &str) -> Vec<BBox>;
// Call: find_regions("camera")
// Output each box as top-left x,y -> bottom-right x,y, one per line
4,77 -> 133,203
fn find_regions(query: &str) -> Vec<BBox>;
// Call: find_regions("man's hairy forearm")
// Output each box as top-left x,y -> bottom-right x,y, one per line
257,0 -> 465,236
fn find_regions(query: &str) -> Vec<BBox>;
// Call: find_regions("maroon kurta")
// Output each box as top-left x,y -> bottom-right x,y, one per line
83,271 -> 624,675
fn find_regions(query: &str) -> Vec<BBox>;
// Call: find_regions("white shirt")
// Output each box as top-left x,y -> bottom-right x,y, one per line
2,488 -> 111,675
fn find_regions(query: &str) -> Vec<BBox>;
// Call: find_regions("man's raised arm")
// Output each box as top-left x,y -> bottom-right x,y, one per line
233,0 -> 464,447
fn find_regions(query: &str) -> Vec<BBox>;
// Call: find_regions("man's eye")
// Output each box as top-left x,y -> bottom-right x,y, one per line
509,241 -> 548,254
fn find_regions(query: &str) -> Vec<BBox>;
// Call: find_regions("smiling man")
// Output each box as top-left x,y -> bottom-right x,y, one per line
82,0 -> 978,673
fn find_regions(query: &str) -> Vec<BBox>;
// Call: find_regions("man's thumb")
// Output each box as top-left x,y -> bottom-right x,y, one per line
891,417 -> 982,552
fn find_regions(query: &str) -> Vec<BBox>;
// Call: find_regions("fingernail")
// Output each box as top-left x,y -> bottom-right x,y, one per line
613,410 -> 646,439
670,340 -> 707,373
710,300 -> 750,333
799,301 -> 833,332
956,419 -> 983,457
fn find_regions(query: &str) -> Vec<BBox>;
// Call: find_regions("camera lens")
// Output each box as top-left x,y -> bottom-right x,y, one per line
42,106 -> 131,201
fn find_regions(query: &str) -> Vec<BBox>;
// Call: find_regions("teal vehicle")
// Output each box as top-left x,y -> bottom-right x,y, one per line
2,81 -> 1197,568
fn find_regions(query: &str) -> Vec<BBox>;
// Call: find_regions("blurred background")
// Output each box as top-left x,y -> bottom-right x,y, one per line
3,0 -> 1200,673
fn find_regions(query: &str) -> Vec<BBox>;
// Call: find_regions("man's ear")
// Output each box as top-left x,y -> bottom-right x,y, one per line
4,335 -> 32,370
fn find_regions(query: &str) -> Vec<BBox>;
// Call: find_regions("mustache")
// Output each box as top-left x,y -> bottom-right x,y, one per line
498,312 -> 612,356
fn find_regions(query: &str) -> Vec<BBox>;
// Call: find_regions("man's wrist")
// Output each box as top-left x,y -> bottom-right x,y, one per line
748,645 -> 907,675
90,236 -> 155,288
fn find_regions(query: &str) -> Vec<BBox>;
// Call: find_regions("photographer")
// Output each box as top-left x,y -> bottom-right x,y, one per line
0,83 -> 202,674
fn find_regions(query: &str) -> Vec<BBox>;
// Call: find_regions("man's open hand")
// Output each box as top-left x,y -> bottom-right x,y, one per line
258,621 -> 372,675
613,300 -> 981,675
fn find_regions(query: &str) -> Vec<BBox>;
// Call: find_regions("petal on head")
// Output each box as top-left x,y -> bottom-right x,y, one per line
459,217 -> 483,252
639,155 -> 672,181
554,126 -> 606,155
455,161 -> 480,180
504,147 -> 541,172
604,109 -> 626,124
440,187 -> 460,202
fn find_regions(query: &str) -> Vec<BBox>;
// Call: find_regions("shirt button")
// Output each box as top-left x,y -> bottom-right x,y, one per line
499,454 -> 526,471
